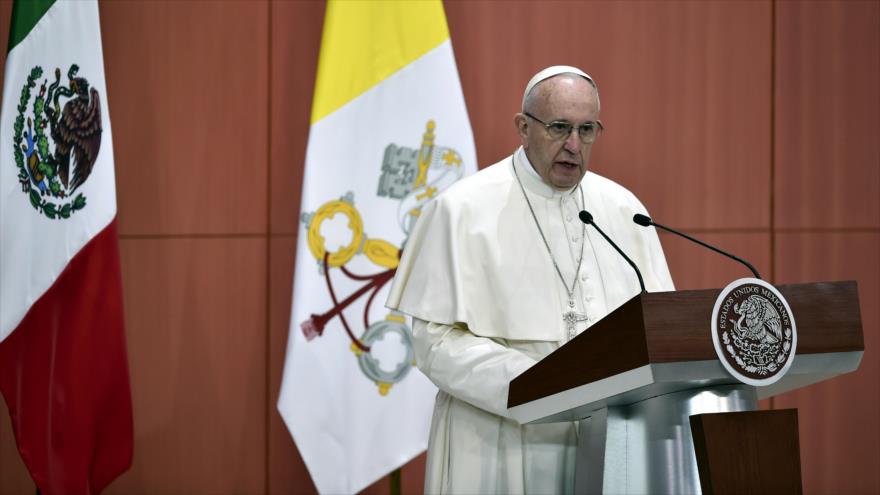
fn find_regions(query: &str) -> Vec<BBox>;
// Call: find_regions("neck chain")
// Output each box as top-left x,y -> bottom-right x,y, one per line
511,157 -> 588,337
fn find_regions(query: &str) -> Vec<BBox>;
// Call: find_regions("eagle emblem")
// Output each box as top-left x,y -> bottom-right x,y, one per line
711,278 -> 797,386
732,295 -> 783,345
12,65 -> 102,219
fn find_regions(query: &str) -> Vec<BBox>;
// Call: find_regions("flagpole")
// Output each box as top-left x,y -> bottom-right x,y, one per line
390,468 -> 401,495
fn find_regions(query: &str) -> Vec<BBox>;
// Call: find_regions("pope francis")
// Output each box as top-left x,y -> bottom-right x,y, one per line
386,66 -> 675,494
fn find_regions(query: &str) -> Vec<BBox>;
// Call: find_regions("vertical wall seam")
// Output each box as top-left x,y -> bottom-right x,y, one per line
769,0 -> 777,412
770,0 -> 777,285
265,0 -> 273,492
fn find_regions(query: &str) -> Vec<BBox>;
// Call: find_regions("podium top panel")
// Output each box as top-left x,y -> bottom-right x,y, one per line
508,280 -> 862,410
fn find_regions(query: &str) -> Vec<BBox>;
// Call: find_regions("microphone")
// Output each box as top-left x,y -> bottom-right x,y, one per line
633,213 -> 761,279
578,210 -> 646,293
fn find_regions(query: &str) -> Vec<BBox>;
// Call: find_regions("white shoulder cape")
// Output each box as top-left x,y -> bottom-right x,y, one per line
386,153 -> 674,341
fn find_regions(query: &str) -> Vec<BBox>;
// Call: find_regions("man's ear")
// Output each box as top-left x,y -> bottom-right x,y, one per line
514,113 -> 529,142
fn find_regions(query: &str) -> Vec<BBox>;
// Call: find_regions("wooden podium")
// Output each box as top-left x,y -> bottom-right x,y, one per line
507,280 -> 863,494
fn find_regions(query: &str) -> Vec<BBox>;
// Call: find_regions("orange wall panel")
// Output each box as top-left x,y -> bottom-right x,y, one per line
774,1 -> 880,229
269,0 -> 323,236
661,232 -> 770,290
268,237 -> 316,494
772,233 -> 880,494
100,1 -> 270,237
112,238 -> 268,494
0,400 -> 31,494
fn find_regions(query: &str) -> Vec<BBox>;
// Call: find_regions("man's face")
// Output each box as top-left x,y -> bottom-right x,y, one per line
514,76 -> 600,190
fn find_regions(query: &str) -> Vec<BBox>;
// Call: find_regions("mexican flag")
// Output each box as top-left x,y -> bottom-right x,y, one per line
276,0 -> 476,492
0,0 -> 133,492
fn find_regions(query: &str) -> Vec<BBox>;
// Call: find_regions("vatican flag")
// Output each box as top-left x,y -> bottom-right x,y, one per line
277,1 -> 477,493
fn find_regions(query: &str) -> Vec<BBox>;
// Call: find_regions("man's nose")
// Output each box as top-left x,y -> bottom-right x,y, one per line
563,129 -> 581,153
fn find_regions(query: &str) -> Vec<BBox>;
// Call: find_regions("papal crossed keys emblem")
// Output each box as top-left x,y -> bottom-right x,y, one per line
300,120 -> 465,395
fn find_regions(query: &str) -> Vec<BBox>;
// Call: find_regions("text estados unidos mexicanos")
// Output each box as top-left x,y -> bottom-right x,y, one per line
717,285 -> 790,330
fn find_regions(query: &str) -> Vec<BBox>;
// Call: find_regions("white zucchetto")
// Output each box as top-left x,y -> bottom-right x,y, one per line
522,65 -> 595,110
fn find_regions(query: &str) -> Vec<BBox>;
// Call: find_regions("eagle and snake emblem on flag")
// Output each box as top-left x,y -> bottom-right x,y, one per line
299,120 -> 464,395
12,64 -> 102,220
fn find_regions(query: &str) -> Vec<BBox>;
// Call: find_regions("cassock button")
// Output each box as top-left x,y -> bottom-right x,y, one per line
571,236 -> 579,243
566,215 -> 573,222
581,273 -> 589,281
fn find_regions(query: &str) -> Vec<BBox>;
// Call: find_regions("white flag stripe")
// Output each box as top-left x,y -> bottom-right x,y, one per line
0,0 -> 116,342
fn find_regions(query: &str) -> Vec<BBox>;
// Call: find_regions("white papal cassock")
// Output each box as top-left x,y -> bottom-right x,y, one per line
386,148 -> 675,494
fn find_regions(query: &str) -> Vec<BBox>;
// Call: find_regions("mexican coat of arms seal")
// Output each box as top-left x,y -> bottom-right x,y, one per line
711,278 -> 798,386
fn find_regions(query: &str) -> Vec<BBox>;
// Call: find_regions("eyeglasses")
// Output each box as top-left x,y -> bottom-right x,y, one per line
524,112 -> 604,144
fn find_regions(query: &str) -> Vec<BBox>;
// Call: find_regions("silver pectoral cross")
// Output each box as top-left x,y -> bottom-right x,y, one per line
563,298 -> 589,341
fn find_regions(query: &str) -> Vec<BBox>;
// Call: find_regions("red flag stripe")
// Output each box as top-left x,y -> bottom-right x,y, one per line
0,219 -> 132,494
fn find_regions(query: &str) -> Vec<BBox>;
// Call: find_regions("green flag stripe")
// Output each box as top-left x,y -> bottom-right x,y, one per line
8,0 -> 56,53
